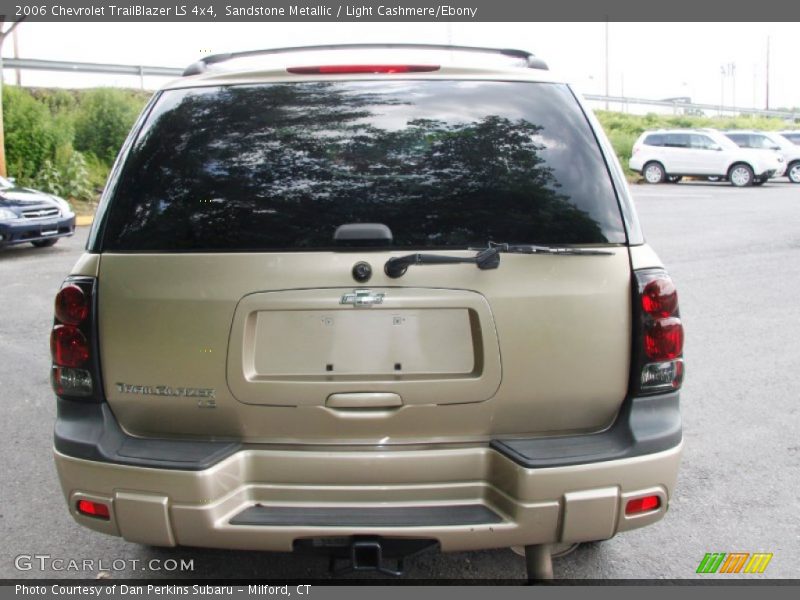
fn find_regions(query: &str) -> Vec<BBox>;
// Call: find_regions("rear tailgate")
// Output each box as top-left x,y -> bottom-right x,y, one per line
98,249 -> 630,442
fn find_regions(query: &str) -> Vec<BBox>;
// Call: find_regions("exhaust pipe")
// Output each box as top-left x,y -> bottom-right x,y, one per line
525,544 -> 554,581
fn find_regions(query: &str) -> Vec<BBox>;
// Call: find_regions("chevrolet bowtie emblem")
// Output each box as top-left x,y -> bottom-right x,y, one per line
340,289 -> 385,307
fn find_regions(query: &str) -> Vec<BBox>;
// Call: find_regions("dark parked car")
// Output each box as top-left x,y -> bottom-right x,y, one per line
0,176 -> 75,249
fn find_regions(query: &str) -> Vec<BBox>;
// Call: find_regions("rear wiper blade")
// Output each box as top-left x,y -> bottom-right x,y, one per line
484,242 -> 615,256
384,242 -> 613,278
385,247 -> 500,278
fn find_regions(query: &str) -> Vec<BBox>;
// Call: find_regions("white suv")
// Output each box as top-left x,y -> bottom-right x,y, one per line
779,131 -> 800,146
630,129 -> 783,186
725,131 -> 800,184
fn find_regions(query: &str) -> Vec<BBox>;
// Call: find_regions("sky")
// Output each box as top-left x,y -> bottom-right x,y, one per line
3,22 -> 798,110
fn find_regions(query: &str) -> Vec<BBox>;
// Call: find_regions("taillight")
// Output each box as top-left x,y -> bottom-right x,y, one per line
634,269 -> 684,394
641,278 -> 678,318
54,284 -> 90,325
50,277 -> 101,400
287,65 -> 440,75
644,317 -> 684,360
50,325 -> 90,367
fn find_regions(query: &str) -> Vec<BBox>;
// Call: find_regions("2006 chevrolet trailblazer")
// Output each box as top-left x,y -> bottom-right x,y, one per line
51,44 -> 684,580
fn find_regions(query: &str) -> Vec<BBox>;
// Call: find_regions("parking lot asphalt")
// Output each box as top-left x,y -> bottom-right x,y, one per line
1,181 -> 798,581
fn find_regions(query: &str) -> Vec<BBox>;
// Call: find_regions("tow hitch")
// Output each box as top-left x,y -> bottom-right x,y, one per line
295,536 -> 438,577
333,538 -> 404,576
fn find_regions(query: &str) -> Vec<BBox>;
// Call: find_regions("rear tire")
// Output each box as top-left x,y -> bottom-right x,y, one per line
31,238 -> 58,248
728,163 -> 754,187
667,175 -> 683,183
787,161 -> 800,184
643,162 -> 666,184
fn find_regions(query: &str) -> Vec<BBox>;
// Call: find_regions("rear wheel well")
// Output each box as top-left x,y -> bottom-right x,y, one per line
642,161 -> 666,183
643,160 -> 665,173
727,162 -> 755,187
727,161 -> 753,176
787,160 -> 800,183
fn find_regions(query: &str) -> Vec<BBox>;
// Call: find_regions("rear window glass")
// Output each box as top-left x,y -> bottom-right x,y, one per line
644,134 -> 664,146
101,81 -> 626,251
664,134 -> 689,148
727,133 -> 748,147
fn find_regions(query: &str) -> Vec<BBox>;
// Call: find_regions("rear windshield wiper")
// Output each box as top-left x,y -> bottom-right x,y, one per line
385,248 -> 500,278
483,242 -> 615,256
384,242 -> 613,278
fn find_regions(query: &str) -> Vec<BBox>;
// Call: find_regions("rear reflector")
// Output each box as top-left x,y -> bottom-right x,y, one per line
76,499 -> 110,520
50,324 -> 90,368
287,65 -> 440,75
625,495 -> 661,515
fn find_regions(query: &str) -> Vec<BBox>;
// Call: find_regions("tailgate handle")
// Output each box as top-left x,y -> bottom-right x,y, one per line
326,393 -> 403,409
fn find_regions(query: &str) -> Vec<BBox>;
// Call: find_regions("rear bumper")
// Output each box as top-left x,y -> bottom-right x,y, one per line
54,393 -> 682,552
0,214 -> 75,246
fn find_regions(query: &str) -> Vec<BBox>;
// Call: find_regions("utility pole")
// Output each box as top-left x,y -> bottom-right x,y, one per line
765,35 -> 770,110
12,24 -> 20,85
719,63 -> 735,114
0,18 -> 26,178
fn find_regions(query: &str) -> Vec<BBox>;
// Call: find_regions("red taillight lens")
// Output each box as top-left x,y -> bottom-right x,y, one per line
625,495 -> 661,515
287,64 -> 440,75
55,284 -> 90,325
642,277 -> 678,318
51,325 -> 90,367
644,318 -> 684,361
76,499 -> 110,520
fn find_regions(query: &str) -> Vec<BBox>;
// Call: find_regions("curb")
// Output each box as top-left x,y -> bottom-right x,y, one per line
76,215 -> 94,227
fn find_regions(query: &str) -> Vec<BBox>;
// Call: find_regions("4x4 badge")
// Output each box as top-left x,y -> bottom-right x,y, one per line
340,289 -> 385,307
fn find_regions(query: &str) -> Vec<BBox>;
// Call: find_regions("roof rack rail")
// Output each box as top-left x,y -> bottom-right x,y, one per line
182,43 -> 548,76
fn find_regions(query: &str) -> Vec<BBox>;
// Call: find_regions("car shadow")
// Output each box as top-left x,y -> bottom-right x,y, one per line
0,242 -> 73,261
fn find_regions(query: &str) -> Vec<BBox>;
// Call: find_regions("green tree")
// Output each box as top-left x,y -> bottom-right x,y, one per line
2,85 -> 58,181
74,88 -> 141,163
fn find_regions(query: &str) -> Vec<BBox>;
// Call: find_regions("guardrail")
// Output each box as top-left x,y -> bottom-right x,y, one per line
1,57 -> 797,121
584,94 -> 799,120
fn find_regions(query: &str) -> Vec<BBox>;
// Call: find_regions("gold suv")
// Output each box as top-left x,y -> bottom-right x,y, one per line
51,44 -> 684,580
